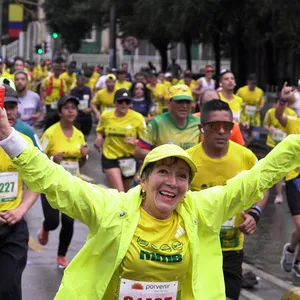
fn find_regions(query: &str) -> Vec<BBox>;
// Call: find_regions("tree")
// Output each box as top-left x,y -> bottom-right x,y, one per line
119,0 -> 175,71
43,0 -> 106,52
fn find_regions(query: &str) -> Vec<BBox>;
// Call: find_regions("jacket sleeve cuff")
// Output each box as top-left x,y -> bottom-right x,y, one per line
0,128 -> 28,158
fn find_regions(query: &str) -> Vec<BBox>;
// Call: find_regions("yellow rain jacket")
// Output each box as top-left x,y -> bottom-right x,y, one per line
10,134 -> 300,299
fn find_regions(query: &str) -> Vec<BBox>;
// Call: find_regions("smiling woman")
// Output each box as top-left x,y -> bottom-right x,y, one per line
0,95 -> 300,299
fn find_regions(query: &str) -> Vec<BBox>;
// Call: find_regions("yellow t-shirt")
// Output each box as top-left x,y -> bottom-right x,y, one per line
40,122 -> 85,177
147,83 -> 167,114
237,86 -> 264,127
92,88 -> 117,113
186,141 -> 257,251
104,208 -> 192,299
86,72 -> 99,91
219,91 -> 243,123
282,116 -> 300,181
264,107 -> 296,148
60,72 -> 77,93
0,132 -> 32,211
116,80 -> 132,90
42,76 -> 67,105
163,80 -> 172,90
96,109 -> 146,159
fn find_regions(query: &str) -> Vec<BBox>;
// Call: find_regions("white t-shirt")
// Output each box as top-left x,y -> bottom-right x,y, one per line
95,75 -> 107,90
199,77 -> 215,91
18,90 -> 41,126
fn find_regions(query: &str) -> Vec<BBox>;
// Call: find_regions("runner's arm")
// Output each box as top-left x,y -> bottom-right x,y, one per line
275,102 -> 288,127
0,189 -> 39,225
0,129 -> 116,233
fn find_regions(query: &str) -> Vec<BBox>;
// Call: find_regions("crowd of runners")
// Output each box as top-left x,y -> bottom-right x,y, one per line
0,55 -> 300,300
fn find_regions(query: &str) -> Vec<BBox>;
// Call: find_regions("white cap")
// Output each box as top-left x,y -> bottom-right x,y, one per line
165,72 -> 172,77
298,79 -> 300,86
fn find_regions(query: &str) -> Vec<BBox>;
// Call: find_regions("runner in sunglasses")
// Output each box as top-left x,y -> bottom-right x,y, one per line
94,89 -> 146,191
187,100 -> 268,300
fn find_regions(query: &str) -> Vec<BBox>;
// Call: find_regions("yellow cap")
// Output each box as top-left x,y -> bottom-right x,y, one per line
168,84 -> 192,101
140,144 -> 197,180
105,74 -> 116,81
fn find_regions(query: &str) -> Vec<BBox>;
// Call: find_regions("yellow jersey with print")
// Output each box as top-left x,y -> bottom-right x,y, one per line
104,208 -> 192,300
219,91 -> 243,123
0,132 -> 32,211
40,122 -> 85,177
237,86 -> 264,127
42,76 -> 67,106
60,72 -> 77,93
96,109 -> 146,159
92,88 -> 116,113
281,116 -> 300,181
264,107 -> 296,148
146,83 -> 167,114
116,80 -> 132,90
138,112 -> 200,150
186,141 -> 257,251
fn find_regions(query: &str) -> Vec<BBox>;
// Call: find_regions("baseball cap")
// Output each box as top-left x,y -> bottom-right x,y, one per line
247,73 -> 257,83
114,89 -> 132,102
106,73 -> 116,81
57,95 -> 79,110
140,144 -> 197,180
4,84 -> 19,103
168,84 -> 193,101
165,72 -> 172,78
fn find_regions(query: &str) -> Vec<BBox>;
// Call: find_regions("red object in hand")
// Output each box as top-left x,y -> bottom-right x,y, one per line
0,85 -> 5,108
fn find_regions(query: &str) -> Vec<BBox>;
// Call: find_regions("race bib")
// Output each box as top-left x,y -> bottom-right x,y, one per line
245,105 -> 256,116
272,129 -> 287,142
119,279 -> 178,300
60,161 -> 79,176
119,158 -> 136,178
221,216 -> 236,230
0,172 -> 18,203
78,99 -> 89,110
50,101 -> 58,109
232,112 -> 240,123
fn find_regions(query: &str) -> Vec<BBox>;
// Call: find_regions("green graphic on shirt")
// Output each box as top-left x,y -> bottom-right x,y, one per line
140,250 -> 182,263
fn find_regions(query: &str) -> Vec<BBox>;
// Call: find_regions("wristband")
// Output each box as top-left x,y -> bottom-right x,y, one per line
247,211 -> 260,224
279,98 -> 288,105
251,205 -> 262,215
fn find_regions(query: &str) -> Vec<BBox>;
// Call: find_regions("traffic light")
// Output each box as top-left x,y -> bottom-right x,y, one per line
52,32 -> 59,39
35,44 -> 43,55
44,41 -> 49,54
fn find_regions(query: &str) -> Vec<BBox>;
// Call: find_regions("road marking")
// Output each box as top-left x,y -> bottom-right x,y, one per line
80,174 -> 94,182
28,236 -> 44,252
241,289 -> 264,300
244,263 -> 294,290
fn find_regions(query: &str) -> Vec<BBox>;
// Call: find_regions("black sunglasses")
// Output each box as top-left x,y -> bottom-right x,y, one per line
116,99 -> 131,105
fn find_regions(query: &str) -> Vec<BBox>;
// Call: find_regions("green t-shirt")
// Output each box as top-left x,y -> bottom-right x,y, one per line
138,112 -> 200,150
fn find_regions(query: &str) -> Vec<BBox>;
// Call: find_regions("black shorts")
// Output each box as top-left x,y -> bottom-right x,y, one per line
286,175 -> 300,216
101,154 -> 136,179
223,250 -> 243,300
101,154 -> 119,171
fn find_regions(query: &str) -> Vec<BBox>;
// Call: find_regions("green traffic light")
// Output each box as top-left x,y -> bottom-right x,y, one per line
52,32 -> 59,39
37,48 -> 43,55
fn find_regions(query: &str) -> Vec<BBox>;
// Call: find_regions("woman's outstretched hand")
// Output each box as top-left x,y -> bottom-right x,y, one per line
0,107 -> 12,141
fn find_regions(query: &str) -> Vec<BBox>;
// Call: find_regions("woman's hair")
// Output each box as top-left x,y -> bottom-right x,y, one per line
42,113 -> 60,131
130,81 -> 152,103
141,157 -> 193,185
